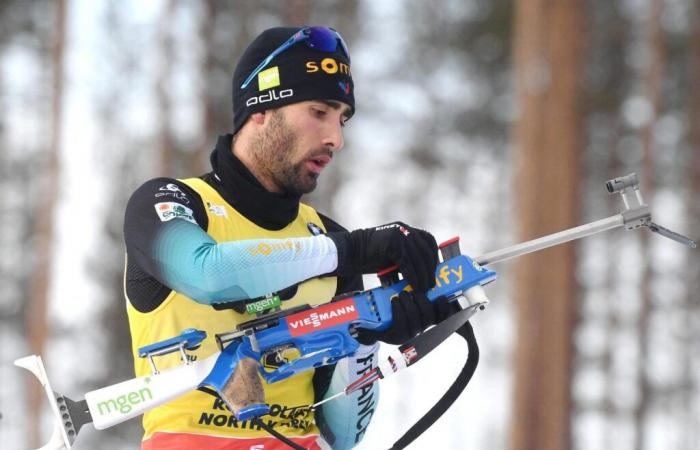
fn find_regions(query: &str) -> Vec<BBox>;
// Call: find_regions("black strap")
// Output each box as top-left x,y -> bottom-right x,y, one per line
256,311 -> 479,450
389,321 -> 479,450
198,387 -> 310,450
397,300 -> 476,367
254,418 -> 309,450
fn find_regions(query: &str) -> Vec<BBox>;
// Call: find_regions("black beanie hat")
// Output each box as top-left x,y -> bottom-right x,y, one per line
232,26 -> 355,134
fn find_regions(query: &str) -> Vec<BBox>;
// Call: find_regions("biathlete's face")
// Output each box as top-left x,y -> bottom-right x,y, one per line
249,100 -> 351,195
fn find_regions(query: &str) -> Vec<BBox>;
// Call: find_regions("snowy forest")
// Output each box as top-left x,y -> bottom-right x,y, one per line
0,1 -> 698,449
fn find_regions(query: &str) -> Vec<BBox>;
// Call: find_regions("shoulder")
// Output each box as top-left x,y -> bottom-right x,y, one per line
125,177 -> 209,232
128,177 -> 203,206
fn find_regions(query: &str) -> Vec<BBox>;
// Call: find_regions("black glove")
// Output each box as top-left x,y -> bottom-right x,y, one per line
356,291 -> 453,345
327,222 -> 439,292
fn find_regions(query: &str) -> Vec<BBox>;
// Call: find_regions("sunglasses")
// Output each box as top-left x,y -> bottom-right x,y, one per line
240,26 -> 350,90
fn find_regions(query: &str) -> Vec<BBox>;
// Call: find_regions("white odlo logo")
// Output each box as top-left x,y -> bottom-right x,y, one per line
246,89 -> 294,107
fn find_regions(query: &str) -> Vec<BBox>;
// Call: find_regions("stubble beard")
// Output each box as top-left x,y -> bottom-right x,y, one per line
249,110 -> 319,196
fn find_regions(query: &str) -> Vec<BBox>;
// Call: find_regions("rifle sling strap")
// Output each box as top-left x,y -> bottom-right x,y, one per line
256,318 -> 480,450
198,387 -> 309,450
389,321 -> 479,450
254,418 -> 309,450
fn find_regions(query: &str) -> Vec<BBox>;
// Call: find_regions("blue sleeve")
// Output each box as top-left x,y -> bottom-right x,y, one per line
124,178 -> 338,304
316,343 -> 380,449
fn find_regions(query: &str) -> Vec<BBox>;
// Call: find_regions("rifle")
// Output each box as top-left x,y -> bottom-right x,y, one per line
14,173 -> 695,449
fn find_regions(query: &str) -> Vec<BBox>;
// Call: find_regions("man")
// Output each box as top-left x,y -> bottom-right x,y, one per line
123,26 -> 447,450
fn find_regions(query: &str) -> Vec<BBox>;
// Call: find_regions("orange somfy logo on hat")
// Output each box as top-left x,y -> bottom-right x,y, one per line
305,57 -> 351,76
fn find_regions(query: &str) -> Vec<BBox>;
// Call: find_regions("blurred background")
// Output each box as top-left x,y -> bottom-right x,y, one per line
0,0 -> 698,449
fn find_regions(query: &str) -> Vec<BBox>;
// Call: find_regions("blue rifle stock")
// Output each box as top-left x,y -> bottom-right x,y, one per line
184,242 -> 496,420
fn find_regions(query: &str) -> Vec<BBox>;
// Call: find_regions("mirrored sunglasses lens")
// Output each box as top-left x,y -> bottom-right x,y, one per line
329,27 -> 350,61
307,26 -> 338,52
337,36 -> 350,60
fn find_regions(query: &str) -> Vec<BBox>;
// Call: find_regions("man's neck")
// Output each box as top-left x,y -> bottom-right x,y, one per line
231,138 -> 282,193
208,134 -> 300,230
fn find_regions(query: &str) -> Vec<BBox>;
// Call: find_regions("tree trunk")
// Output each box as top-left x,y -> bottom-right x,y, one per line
156,0 -> 175,176
193,0 -> 216,175
27,0 -> 66,447
600,9 -> 629,447
682,2 -> 700,448
284,0 -> 311,26
510,1 -> 585,450
634,1 -> 665,449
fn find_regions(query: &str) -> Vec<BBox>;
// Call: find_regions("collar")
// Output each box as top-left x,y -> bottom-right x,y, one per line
208,134 -> 301,230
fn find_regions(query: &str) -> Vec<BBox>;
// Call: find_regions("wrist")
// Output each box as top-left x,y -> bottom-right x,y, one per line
326,231 -> 353,274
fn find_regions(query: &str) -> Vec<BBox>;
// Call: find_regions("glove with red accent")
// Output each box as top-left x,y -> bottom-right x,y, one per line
356,291 -> 453,345
327,222 -> 439,292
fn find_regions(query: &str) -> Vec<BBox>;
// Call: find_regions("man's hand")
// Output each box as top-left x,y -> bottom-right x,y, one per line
328,222 -> 439,292
356,291 -> 453,345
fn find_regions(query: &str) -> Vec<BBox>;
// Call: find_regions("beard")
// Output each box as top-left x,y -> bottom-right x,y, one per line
249,110 -> 320,196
